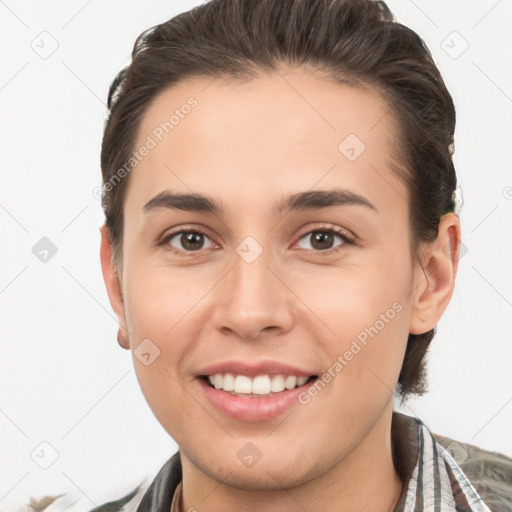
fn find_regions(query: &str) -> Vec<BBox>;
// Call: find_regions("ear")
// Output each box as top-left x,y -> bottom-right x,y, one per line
409,212 -> 461,335
100,223 -> 130,350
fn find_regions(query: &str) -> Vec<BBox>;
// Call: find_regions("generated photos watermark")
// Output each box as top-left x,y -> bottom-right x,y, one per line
93,97 -> 198,200
298,301 -> 403,405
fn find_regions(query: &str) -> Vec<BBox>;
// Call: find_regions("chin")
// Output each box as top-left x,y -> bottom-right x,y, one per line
208,459 -> 315,492
186,441 -> 323,491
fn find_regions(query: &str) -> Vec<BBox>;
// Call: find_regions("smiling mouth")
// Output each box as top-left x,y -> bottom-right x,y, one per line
200,374 -> 318,397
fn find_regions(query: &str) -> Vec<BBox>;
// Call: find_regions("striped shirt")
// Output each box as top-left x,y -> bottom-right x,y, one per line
391,413 -> 491,511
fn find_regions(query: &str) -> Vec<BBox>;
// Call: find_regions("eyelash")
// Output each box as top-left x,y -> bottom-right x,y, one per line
158,225 -> 355,258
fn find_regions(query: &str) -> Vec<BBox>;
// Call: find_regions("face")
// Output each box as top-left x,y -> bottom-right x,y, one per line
104,69 -> 436,491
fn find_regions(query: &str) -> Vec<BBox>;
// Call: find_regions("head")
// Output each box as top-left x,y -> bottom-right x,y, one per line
100,0 -> 461,492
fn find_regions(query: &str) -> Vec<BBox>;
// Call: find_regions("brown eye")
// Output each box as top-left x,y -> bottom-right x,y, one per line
311,231 -> 336,250
165,230 -> 215,253
296,228 -> 352,252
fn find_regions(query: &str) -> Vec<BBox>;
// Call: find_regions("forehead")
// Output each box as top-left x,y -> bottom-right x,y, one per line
125,69 -> 407,219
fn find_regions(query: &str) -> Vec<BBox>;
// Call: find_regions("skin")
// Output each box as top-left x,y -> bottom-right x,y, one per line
100,68 -> 461,512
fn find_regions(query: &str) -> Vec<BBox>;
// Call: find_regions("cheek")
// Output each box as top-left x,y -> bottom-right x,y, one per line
292,250 -> 412,337
131,356 -> 194,443
124,275 -> 198,440
121,260 -> 216,421
292,252 -> 413,395
122,259 -> 201,339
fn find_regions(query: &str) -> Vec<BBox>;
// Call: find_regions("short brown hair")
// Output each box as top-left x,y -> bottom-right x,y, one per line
100,0 -> 457,400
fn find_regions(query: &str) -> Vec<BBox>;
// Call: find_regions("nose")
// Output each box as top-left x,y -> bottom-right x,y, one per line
211,242 -> 294,341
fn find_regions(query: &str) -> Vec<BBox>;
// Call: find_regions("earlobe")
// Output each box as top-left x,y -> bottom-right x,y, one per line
409,213 -> 461,335
117,327 -> 130,350
99,224 -> 130,350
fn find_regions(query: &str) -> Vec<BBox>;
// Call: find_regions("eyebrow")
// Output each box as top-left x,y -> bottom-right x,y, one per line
143,187 -> 377,217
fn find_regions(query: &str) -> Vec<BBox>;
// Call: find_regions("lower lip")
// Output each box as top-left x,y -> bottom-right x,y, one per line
198,377 -> 316,422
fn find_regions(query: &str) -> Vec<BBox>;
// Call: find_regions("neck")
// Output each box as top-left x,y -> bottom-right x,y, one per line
180,405 -> 403,512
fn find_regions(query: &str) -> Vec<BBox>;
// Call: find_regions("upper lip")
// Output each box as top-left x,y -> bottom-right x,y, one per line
196,360 -> 318,378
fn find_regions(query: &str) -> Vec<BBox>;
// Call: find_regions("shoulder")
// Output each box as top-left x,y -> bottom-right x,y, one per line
435,433 -> 512,512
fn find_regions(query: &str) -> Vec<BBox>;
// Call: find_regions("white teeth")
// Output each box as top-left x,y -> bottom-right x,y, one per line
223,373 -> 235,391
206,373 -> 311,395
214,374 -> 223,390
270,375 -> 285,392
234,375 -> 252,394
297,376 -> 308,386
284,376 -> 297,390
252,375 -> 271,394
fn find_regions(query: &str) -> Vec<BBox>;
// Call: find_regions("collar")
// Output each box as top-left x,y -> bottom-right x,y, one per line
391,412 -> 490,511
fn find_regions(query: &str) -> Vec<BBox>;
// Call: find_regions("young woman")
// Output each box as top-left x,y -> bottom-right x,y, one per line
87,0 -> 510,510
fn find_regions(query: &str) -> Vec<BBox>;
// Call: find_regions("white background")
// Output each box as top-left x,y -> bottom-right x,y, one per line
0,0 -> 511,509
